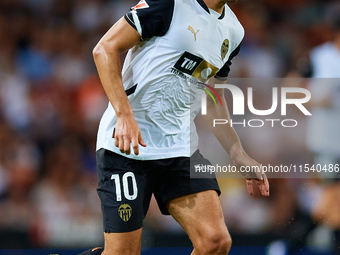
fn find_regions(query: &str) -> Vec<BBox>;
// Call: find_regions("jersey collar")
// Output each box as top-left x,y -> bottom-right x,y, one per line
196,0 -> 225,19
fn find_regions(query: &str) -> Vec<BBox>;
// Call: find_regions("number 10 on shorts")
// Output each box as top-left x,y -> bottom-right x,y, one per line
111,172 -> 138,201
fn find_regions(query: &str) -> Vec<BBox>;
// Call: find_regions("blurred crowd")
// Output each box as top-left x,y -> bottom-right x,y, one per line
0,0 -> 339,252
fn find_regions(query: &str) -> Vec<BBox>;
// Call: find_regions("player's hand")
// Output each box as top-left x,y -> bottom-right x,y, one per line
232,150 -> 270,197
114,114 -> 147,155
245,173 -> 270,197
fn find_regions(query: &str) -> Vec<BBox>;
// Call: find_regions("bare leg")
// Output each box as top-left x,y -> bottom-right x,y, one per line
167,190 -> 231,255
102,228 -> 142,255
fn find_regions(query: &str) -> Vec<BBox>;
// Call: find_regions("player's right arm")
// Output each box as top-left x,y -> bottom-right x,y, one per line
93,17 -> 146,155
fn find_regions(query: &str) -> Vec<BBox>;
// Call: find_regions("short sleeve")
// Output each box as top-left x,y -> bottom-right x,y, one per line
124,0 -> 174,40
215,43 -> 242,79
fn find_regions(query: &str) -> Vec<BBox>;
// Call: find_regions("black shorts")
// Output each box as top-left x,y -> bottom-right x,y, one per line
96,149 -> 220,233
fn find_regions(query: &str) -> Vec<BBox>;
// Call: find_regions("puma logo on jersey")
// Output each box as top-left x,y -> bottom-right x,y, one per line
188,26 -> 199,41
132,0 -> 149,10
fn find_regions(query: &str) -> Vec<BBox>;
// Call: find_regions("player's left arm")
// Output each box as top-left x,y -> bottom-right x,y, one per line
203,77 -> 270,196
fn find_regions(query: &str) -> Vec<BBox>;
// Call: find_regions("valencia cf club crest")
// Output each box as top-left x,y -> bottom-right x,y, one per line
118,204 -> 132,222
132,0 -> 149,10
221,39 -> 229,60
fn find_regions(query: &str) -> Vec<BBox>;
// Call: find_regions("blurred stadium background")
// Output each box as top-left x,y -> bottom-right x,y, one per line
0,0 -> 339,254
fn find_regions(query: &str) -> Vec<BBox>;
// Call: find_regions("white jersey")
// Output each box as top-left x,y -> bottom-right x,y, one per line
96,0 -> 244,160
310,42 -> 340,78
306,42 -> 340,156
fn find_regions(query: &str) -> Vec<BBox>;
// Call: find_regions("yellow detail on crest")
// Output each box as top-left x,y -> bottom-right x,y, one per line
118,204 -> 132,222
188,26 -> 200,41
221,39 -> 229,60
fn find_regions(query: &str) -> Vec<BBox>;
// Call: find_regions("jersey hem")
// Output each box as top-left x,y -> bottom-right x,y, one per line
96,144 -> 192,161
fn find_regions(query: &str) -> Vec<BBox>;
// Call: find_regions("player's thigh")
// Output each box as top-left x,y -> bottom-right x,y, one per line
104,228 -> 142,255
167,190 -> 230,247
96,148 -> 153,233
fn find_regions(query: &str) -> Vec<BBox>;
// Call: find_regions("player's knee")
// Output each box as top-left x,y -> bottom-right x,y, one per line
196,228 -> 232,254
102,249 -> 139,255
